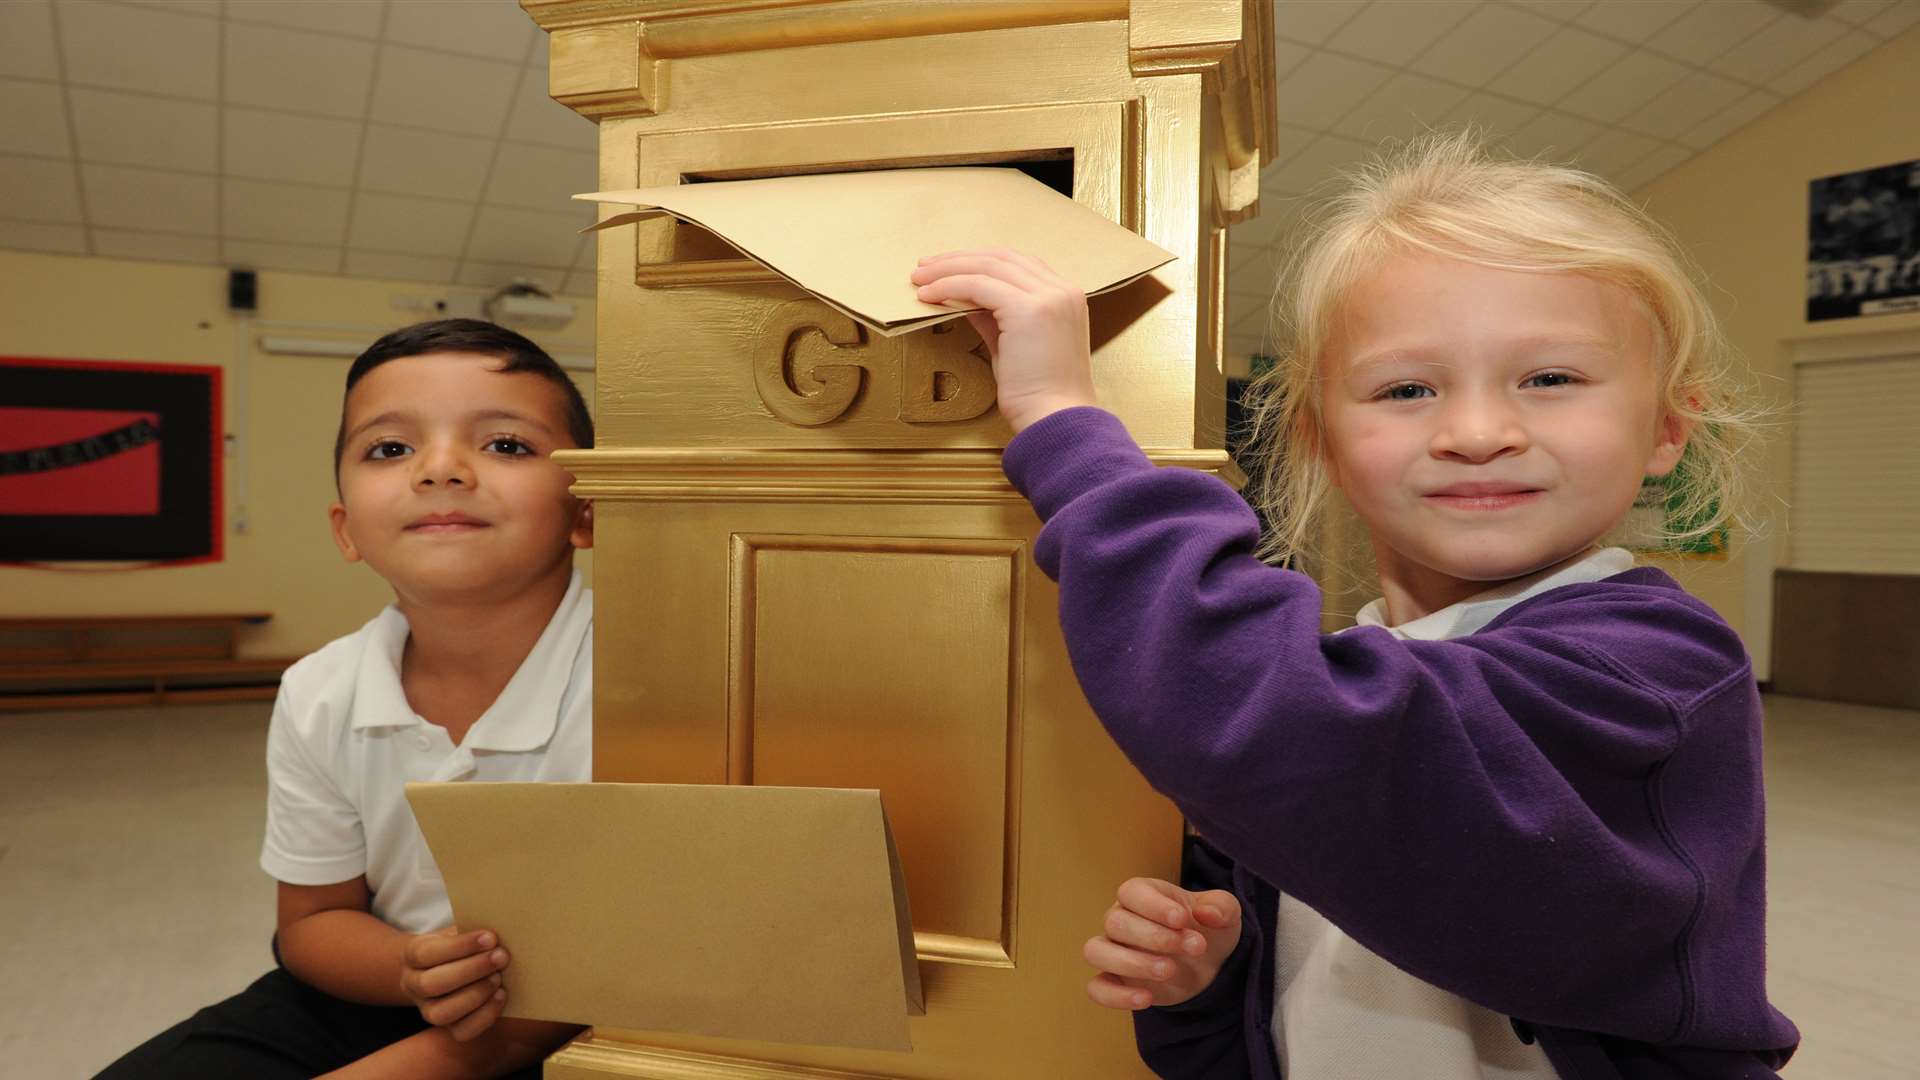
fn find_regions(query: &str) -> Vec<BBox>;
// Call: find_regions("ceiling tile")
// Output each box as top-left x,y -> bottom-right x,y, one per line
1614,142 -> 1691,190
1678,88 -> 1782,149
1710,12 -> 1847,84
1329,72 -> 1471,144
0,155 -> 83,222
384,0 -> 535,62
484,144 -> 597,214
1410,4 -> 1561,87
1646,1 -> 1779,66
1440,91 -> 1544,141
358,124 -> 496,201
1769,28 -> 1880,95
227,0 -> 384,39
457,259 -> 567,292
1570,126 -> 1661,178
92,227 -> 217,264
82,163 -> 216,233
1504,109 -> 1604,161
1325,1 -> 1480,67
347,192 -> 476,257
1264,122 -> 1322,174
58,0 -> 217,98
369,45 -> 520,139
560,269 -> 597,298
1274,51 -> 1395,131
224,178 -> 351,245
1271,0 -> 1369,46
1228,238 -> 1286,279
1864,0 -> 1920,34
465,205 -> 583,267
1556,48 -> 1690,123
1486,26 -> 1629,105
346,249 -> 459,284
1618,70 -> 1749,141
1263,130 -> 1377,195
223,108 -> 364,188
1505,0 -> 1594,19
70,88 -> 216,172
0,78 -> 72,156
502,60 -> 598,151
1828,0 -> 1894,25
1273,38 -> 1313,81
225,22 -> 377,119
0,1 -> 59,80
1575,0 -> 1697,44
574,236 -> 597,269
0,219 -> 85,255
120,1 -> 220,14
224,238 -> 342,273
1227,197 -> 1301,251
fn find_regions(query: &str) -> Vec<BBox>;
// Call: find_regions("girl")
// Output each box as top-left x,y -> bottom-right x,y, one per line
910,133 -> 1799,1079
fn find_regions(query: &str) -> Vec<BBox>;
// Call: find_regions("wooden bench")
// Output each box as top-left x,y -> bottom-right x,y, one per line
0,613 -> 299,712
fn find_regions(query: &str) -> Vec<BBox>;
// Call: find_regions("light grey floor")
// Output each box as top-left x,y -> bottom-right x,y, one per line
0,695 -> 1913,1078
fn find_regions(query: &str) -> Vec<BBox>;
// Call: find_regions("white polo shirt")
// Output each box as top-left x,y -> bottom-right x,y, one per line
261,571 -> 593,934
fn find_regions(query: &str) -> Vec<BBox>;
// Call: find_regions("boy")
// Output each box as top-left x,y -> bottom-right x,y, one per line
99,319 -> 596,1079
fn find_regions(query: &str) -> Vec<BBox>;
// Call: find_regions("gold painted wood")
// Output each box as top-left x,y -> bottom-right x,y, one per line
526,2 -> 1275,1076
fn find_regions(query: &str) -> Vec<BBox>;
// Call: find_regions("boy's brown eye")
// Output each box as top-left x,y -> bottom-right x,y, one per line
367,441 -> 411,460
485,437 -> 534,456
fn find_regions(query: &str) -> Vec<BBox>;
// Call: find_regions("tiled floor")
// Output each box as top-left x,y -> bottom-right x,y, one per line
0,695 -> 1913,1078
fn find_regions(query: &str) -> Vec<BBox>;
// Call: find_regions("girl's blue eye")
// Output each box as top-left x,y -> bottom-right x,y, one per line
366,441 -> 411,460
1525,372 -> 1578,388
486,437 -> 534,456
1378,383 -> 1434,401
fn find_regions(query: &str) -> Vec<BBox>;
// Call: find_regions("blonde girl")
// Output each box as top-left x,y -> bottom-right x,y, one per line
910,132 -> 1798,1079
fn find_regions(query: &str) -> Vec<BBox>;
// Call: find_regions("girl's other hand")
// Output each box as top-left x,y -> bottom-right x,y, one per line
1083,877 -> 1242,1010
910,248 -> 1095,433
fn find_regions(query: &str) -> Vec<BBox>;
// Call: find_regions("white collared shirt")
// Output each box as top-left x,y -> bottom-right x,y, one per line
261,571 -> 593,934
1271,548 -> 1637,1080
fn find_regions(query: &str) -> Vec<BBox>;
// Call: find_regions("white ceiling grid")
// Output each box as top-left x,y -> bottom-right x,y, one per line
0,0 -> 1912,336
1225,0 -> 1920,360
0,0 -> 599,296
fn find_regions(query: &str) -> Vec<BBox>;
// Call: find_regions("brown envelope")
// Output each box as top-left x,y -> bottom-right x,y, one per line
404,782 -> 923,1053
576,167 -> 1175,336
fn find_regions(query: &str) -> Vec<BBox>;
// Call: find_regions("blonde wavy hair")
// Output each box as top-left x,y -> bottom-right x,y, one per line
1245,129 -> 1761,566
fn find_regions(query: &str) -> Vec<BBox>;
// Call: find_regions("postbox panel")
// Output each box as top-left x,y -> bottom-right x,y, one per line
730,534 -> 1022,963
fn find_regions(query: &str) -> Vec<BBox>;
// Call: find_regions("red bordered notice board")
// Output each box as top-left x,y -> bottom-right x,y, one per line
0,357 -> 223,565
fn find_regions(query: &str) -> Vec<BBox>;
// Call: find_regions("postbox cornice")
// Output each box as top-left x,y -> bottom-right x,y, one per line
555,446 -> 1244,503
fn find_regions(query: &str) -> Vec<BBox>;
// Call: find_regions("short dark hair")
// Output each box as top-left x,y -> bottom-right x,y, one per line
333,318 -> 594,475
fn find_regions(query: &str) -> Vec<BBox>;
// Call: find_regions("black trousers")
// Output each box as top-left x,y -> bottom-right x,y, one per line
94,966 -> 544,1080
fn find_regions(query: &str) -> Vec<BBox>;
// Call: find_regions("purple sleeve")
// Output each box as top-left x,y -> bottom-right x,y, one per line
1003,408 -> 1760,1042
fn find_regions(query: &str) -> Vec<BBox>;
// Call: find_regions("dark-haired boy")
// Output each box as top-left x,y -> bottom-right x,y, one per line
99,320 -> 597,1080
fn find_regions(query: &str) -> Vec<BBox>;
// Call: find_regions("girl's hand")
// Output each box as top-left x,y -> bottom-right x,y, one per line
1083,877 -> 1242,1010
910,248 -> 1095,432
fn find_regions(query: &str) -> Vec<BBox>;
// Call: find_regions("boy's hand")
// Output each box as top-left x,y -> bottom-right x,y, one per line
1084,877 -> 1241,1010
400,927 -> 510,1042
909,248 -> 1095,433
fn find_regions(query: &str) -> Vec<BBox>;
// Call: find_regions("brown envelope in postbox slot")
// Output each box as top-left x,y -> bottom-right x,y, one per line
404,782 -> 924,1053
576,166 -> 1176,336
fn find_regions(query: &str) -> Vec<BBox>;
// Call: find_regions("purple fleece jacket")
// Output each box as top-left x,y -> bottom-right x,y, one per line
1001,408 -> 1799,1080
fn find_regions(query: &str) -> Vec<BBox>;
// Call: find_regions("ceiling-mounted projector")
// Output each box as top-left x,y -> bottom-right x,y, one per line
484,280 -> 576,330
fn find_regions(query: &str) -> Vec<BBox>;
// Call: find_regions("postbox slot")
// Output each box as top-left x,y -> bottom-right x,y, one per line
681,148 -> 1074,197
652,151 -> 1076,271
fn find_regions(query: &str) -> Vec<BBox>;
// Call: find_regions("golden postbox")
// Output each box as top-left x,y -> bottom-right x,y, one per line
523,2 -> 1277,1076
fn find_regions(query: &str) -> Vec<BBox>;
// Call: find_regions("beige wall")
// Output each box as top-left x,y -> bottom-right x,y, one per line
0,251 -> 595,659
1635,26 -> 1920,678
